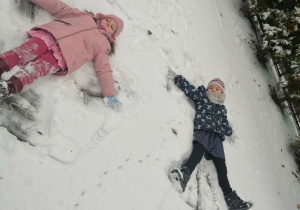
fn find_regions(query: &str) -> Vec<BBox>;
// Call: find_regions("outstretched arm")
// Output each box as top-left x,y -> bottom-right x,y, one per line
94,50 -> 122,111
94,49 -> 115,97
31,0 -> 82,19
173,75 -> 204,102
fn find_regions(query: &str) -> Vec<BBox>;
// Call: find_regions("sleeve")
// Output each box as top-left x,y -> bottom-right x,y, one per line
222,107 -> 233,136
31,0 -> 82,19
94,48 -> 115,97
173,75 -> 205,102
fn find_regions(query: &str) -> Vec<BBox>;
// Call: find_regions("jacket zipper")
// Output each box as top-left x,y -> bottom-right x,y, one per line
57,27 -> 98,41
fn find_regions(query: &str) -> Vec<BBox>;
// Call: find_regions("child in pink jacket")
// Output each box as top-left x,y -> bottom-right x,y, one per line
0,0 -> 124,110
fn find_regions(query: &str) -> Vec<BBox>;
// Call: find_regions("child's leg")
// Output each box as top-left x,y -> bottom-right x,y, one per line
183,141 -> 206,172
14,51 -> 61,91
211,157 -> 253,209
0,37 -> 48,71
0,51 -> 60,99
169,142 -> 206,192
211,156 -> 233,196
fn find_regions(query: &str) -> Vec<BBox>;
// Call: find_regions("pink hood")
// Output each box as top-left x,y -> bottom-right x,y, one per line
96,13 -> 124,42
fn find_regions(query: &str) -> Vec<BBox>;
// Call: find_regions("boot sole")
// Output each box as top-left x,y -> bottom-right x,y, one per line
169,168 -> 184,193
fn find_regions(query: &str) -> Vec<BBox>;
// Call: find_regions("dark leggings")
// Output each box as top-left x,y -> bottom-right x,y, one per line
183,141 -> 233,196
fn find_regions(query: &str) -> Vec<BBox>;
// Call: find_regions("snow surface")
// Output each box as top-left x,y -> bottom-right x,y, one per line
1,0 -> 300,209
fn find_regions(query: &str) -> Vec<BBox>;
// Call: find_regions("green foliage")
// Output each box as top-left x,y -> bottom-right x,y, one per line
248,0 -> 300,120
249,0 -> 300,72
287,76 -> 300,96
254,0 -> 300,11
262,9 -> 299,65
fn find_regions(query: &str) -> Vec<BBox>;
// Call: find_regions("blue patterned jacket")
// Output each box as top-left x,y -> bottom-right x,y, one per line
174,75 -> 232,140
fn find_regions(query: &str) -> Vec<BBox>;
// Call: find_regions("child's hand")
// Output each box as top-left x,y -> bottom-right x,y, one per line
167,69 -> 177,80
103,96 -> 122,111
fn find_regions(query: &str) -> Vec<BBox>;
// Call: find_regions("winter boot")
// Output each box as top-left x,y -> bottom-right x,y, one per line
0,76 -> 23,100
169,166 -> 191,193
225,191 -> 253,210
0,58 -> 9,77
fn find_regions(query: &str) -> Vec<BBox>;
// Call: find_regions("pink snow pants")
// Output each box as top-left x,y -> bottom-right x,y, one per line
0,37 -> 61,89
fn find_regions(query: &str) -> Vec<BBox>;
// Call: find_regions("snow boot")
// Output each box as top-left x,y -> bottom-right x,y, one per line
0,76 -> 23,100
225,191 -> 253,210
0,58 -> 9,76
169,166 -> 191,193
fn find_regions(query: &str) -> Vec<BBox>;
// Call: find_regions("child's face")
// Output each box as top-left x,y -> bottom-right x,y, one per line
207,84 -> 222,93
102,18 -> 117,36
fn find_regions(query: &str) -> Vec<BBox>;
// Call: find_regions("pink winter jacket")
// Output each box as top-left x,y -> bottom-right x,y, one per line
31,0 -> 115,97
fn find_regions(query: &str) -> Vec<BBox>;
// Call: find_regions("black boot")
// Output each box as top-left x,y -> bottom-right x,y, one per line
0,58 -> 9,76
225,191 -> 253,210
0,76 -> 23,100
169,166 -> 192,193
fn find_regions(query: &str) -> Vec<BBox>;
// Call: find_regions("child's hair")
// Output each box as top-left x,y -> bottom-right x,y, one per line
84,9 -> 116,55
84,9 -> 95,18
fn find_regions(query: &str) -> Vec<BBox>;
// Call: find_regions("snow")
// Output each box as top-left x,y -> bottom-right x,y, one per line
261,11 -> 271,20
1,0 -> 300,210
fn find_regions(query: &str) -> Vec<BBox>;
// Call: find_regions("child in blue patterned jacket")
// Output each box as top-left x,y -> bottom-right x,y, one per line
168,70 -> 252,210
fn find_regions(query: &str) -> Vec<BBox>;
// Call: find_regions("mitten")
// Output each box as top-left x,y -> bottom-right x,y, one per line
167,69 -> 177,80
103,96 -> 122,111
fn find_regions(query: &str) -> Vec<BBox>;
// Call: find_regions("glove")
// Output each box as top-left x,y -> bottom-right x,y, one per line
103,96 -> 122,111
167,69 -> 177,80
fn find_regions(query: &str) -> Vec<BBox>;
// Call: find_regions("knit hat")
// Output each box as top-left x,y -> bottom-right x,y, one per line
96,13 -> 124,42
207,78 -> 225,92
